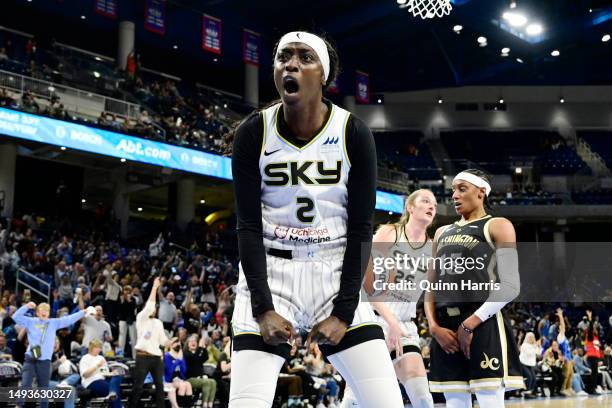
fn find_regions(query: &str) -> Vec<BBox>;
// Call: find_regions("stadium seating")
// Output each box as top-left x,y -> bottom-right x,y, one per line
440,130 -> 586,175
572,189 -> 612,204
578,131 -> 612,169
374,131 -> 441,180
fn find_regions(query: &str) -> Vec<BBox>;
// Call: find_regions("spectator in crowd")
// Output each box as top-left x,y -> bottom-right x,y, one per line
98,112 -> 109,127
604,345 -> 612,375
519,332 -> 540,398
163,337 -> 193,408
56,273 -> 74,308
556,308 -> 575,396
584,309 -> 604,394
543,340 -> 565,397
129,277 -> 171,408
20,89 -> 39,113
282,341 -> 310,407
215,336 -> 232,407
203,336 -> 221,376
51,336 -> 79,386
538,313 -> 551,341
184,334 -> 217,408
182,288 -> 202,335
0,88 -> 16,107
600,361 -> 612,391
303,344 -> 340,408
0,47 -> 8,62
49,336 -> 79,408
101,265 -> 122,329
0,332 -> 13,360
81,305 -> 113,355
79,339 -> 123,407
158,291 -> 177,334
118,285 -> 137,358
570,348 -> 590,396
12,295 -> 85,408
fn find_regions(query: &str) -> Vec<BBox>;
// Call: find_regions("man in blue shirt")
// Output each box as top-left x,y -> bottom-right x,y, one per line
12,294 -> 85,408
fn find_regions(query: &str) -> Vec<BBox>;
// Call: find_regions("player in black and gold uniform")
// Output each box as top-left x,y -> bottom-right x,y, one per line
424,169 -> 524,407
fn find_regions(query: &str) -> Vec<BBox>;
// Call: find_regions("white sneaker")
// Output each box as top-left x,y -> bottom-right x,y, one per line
57,381 -> 71,388
577,390 -> 589,396
596,385 -> 604,394
106,391 -> 118,400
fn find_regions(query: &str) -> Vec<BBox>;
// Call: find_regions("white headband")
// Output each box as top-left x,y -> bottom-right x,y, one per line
453,172 -> 491,196
277,31 -> 330,82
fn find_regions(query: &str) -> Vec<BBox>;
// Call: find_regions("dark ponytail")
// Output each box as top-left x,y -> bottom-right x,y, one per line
223,100 -> 279,156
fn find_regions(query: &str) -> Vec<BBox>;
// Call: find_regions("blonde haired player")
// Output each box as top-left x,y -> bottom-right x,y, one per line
342,189 -> 436,408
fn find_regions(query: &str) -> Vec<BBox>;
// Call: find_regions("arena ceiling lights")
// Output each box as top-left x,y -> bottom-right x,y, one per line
496,8 -> 546,43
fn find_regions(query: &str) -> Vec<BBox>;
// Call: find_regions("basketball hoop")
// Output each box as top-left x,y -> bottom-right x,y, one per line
406,0 -> 452,19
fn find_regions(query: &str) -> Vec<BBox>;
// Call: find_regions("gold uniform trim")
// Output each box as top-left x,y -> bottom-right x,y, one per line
455,214 -> 492,227
496,311 -> 510,380
429,381 -> 469,386
469,378 -> 502,385
429,387 -> 471,394
483,217 -> 497,250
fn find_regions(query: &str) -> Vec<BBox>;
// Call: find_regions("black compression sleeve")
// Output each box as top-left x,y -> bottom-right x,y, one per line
331,115 -> 377,324
231,113 -> 274,317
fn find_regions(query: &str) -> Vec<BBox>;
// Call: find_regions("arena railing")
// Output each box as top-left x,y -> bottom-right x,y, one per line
0,69 -> 142,120
15,267 -> 51,304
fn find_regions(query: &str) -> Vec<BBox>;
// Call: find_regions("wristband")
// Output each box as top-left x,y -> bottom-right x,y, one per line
461,322 -> 474,334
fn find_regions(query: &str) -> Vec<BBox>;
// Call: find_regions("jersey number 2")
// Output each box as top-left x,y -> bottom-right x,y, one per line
296,197 -> 315,223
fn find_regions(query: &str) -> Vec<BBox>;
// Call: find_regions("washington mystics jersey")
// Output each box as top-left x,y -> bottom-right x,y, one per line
259,102 -> 351,253
386,225 -> 432,321
434,215 -> 497,308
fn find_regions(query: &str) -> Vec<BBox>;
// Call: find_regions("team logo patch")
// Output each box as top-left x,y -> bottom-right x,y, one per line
274,226 -> 289,239
480,352 -> 500,370
323,136 -> 339,145
321,136 -> 340,152
272,225 -> 331,244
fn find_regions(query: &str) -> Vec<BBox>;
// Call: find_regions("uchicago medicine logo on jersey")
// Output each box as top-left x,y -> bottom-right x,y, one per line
274,225 -> 331,243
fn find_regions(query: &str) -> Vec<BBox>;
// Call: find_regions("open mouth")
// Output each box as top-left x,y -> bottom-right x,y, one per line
454,202 -> 462,209
426,211 -> 433,217
283,76 -> 300,94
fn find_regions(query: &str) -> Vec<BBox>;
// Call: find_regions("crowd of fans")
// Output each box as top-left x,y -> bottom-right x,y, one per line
123,77 -> 233,154
0,213 -> 350,407
0,34 -> 233,156
1,212 -> 612,407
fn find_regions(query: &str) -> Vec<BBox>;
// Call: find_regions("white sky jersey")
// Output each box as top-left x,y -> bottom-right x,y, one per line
259,102 -> 351,254
386,225 -> 432,321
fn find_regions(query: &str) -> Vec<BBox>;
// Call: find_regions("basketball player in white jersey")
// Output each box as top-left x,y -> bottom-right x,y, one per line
229,31 -> 404,408
342,189 -> 436,408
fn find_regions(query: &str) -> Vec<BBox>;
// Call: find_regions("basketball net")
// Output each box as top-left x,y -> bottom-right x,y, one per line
407,0 -> 452,19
